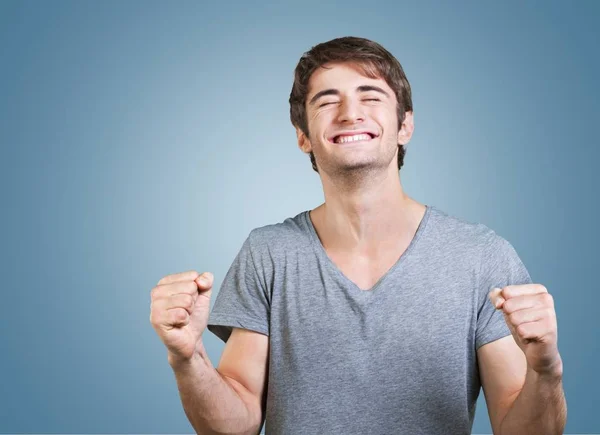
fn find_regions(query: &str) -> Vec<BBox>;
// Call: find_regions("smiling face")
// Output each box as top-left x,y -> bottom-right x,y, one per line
297,61 -> 413,177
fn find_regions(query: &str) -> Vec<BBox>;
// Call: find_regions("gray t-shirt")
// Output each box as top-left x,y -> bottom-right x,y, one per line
207,205 -> 532,434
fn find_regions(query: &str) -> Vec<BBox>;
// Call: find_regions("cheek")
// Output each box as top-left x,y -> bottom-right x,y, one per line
307,112 -> 333,139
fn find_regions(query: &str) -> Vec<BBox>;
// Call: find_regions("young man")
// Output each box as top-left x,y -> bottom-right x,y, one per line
161,37 -> 567,434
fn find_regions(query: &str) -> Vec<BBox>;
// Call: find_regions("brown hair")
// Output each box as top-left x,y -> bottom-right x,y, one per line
289,36 -> 413,173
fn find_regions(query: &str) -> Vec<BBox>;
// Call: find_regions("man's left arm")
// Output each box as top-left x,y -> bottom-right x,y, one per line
479,284 -> 567,435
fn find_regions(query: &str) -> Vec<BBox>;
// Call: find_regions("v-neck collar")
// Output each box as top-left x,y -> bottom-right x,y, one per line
303,205 -> 432,298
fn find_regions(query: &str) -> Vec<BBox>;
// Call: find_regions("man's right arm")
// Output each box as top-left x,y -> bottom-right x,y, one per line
169,326 -> 269,435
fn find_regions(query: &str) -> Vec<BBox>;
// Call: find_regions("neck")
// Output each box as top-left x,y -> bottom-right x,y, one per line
312,163 -> 426,253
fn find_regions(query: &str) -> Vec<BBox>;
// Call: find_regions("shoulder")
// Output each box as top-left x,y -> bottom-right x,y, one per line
427,206 -> 512,255
428,207 -> 529,284
244,210 -> 312,255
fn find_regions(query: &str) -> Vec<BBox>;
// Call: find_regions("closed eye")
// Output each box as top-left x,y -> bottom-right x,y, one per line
319,98 -> 379,107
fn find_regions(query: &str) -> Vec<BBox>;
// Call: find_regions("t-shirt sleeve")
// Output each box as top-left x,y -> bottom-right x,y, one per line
206,230 -> 271,343
475,233 -> 533,350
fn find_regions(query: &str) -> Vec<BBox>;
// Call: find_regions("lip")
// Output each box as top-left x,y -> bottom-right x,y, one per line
328,130 -> 379,143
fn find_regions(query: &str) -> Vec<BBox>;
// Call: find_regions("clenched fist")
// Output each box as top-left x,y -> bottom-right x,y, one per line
489,284 -> 563,376
150,270 -> 214,364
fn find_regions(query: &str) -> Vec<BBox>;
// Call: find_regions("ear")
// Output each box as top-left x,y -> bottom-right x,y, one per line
296,127 -> 312,154
397,111 -> 414,146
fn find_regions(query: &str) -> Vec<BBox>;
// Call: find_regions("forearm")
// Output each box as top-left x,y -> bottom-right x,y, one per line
169,343 -> 260,435
499,366 -> 567,435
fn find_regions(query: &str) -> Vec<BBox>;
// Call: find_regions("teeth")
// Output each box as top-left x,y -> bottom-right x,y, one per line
335,133 -> 372,144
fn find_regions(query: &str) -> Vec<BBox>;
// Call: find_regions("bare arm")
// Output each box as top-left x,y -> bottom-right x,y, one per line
498,365 -> 567,435
150,271 -> 267,435
169,344 -> 261,435
484,285 -> 568,435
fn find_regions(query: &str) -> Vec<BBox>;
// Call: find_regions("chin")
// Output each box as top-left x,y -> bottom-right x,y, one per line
334,159 -> 380,172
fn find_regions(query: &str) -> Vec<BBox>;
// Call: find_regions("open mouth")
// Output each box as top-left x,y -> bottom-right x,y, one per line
330,132 -> 377,144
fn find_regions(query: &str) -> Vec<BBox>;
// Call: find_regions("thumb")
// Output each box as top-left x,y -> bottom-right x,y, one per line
195,272 -> 214,291
488,287 -> 505,309
489,287 -> 518,338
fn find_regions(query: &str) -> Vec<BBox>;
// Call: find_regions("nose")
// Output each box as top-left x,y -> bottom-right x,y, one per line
336,97 -> 365,124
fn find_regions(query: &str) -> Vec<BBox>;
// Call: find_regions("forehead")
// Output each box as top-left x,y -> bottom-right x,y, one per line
307,61 -> 393,96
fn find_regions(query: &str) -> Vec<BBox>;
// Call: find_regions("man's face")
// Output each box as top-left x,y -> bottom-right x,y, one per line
297,61 -> 413,176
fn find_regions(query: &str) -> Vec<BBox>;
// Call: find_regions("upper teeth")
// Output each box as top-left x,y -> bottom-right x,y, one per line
335,133 -> 371,144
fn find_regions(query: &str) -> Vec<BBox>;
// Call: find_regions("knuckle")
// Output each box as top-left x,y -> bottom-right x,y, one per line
158,270 -> 200,287
185,294 -> 195,309
187,281 -> 198,293
174,309 -> 188,322
174,294 -> 192,310
516,323 -> 529,338
542,292 -> 554,306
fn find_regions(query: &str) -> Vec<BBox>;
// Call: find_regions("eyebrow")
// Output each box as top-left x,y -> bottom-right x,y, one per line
308,85 -> 390,106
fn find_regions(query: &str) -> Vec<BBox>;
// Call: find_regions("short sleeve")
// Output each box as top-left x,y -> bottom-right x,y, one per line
207,230 -> 271,343
475,234 -> 533,349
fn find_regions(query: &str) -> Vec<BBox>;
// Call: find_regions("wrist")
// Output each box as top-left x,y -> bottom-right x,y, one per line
168,348 -> 203,370
529,357 -> 563,382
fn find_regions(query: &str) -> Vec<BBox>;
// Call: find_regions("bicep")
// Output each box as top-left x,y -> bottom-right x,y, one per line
477,335 -> 527,434
216,327 -> 270,426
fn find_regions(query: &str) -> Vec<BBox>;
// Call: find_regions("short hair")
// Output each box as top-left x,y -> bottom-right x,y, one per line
289,36 -> 413,173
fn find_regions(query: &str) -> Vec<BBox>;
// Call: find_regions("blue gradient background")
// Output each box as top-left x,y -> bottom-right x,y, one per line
1,1 -> 598,433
